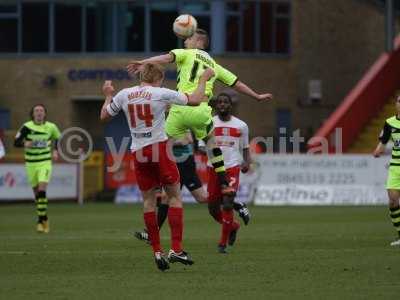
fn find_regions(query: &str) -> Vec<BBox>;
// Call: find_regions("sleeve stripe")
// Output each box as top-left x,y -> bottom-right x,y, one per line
229,77 -> 239,87
216,77 -> 238,87
110,102 -> 118,113
170,51 -> 176,63
110,101 -> 117,109
106,105 -> 117,116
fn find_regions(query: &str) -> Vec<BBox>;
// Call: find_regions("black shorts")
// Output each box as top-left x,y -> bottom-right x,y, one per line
176,154 -> 203,191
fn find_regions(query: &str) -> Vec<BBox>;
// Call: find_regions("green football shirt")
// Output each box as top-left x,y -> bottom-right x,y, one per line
15,121 -> 61,164
170,48 -> 238,100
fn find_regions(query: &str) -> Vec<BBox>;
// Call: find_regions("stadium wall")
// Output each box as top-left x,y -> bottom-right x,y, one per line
0,0 -> 393,144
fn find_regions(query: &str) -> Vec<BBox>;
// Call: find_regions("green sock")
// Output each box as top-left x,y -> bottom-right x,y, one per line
36,191 -> 48,223
389,206 -> 400,238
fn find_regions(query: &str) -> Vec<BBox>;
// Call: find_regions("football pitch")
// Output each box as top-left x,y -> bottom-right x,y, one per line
1,203 -> 399,299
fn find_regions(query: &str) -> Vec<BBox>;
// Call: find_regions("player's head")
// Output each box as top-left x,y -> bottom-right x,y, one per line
215,93 -> 233,118
30,104 -> 47,123
140,63 -> 164,86
184,29 -> 209,50
396,95 -> 400,113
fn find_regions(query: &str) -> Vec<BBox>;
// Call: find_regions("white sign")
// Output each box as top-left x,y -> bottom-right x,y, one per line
253,154 -> 390,205
254,185 -> 387,206
114,185 -> 142,204
114,173 -> 256,204
0,163 -> 79,201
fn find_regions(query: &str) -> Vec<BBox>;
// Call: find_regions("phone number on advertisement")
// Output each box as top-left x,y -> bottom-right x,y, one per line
277,173 -> 356,185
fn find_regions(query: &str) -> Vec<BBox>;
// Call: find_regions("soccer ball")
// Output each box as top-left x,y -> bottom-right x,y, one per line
173,14 -> 198,39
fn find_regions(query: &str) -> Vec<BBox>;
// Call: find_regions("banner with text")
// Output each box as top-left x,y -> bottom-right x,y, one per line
0,164 -> 79,201
253,154 -> 390,205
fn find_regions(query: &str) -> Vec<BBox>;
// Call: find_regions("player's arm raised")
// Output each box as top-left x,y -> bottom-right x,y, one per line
160,68 -> 214,107
127,54 -> 174,75
100,80 -> 116,123
187,68 -> 215,106
216,64 -> 273,102
233,80 -> 273,102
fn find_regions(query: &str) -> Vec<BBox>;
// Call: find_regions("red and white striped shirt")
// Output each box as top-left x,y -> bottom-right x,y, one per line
208,115 -> 249,168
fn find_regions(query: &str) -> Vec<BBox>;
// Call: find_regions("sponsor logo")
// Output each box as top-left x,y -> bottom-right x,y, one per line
2,172 -> 15,187
254,185 -> 387,205
0,172 -> 26,187
133,132 -> 152,138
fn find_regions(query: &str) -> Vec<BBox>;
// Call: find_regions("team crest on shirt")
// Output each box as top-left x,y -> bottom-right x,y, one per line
394,139 -> 400,147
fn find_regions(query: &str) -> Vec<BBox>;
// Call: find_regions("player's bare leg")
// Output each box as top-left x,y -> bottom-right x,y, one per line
388,189 -> 400,246
188,186 -> 207,203
142,188 -> 169,271
163,183 -> 194,265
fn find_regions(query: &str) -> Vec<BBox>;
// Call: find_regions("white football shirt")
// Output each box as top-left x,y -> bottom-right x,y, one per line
207,115 -> 249,169
106,85 -> 188,152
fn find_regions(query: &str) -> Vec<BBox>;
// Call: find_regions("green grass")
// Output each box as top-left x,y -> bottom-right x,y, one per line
0,204 -> 399,300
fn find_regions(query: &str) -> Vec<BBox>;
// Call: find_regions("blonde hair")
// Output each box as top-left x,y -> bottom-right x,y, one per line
140,63 -> 164,84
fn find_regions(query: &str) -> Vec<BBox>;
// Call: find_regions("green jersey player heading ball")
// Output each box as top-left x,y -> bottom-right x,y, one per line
127,29 -> 273,193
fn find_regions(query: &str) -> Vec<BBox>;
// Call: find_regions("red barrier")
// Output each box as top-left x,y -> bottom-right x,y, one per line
309,36 -> 400,153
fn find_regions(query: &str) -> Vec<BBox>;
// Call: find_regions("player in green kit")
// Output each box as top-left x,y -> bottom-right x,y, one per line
127,29 -> 273,193
374,95 -> 400,246
14,104 -> 61,233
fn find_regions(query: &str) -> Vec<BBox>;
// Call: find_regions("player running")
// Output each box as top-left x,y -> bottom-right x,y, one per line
127,29 -> 272,197
207,93 -> 252,253
373,95 -> 400,247
100,63 -> 214,271
14,104 -> 61,233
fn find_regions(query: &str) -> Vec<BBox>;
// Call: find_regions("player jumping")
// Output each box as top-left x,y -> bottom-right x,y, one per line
373,95 -> 400,246
207,93 -> 252,253
100,63 -> 214,271
127,29 -> 272,197
14,104 -> 61,233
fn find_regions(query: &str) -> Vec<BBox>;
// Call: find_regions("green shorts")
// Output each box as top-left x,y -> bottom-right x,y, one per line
26,162 -> 52,188
386,166 -> 400,190
165,103 -> 213,140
